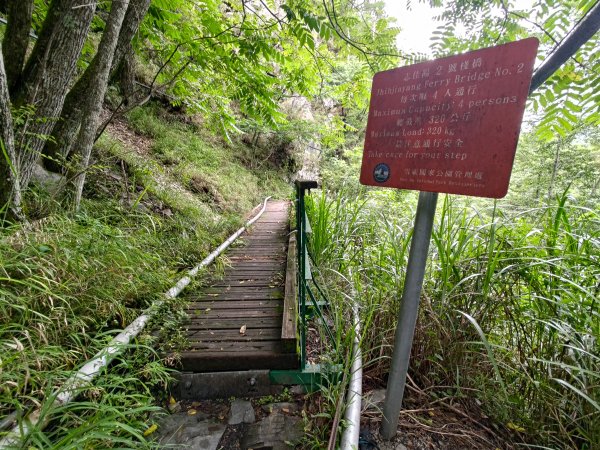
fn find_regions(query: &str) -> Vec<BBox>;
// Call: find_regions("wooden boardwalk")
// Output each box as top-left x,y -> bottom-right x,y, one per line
180,200 -> 299,372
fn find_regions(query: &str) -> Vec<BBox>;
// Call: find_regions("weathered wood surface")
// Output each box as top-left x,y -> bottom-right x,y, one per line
180,200 -> 299,372
281,234 -> 298,352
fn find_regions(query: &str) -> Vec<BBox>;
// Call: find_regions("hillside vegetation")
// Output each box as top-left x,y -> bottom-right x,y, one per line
305,149 -> 599,448
0,104 -> 290,447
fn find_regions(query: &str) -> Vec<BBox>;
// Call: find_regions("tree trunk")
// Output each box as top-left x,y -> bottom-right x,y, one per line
2,0 -> 34,97
72,0 -> 131,211
0,46 -> 23,221
12,0 -> 95,189
547,142 -> 561,201
43,0 -> 150,173
120,42 -> 136,104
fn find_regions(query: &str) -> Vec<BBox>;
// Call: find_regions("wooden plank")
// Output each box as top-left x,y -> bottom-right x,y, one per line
203,288 -> 282,295
212,278 -> 283,286
186,340 -> 285,351
210,278 -> 282,285
226,255 -> 285,260
224,262 -> 285,266
245,231 -> 288,235
223,264 -> 284,269
215,272 -> 283,279
228,245 -> 286,250
186,309 -> 282,319
184,317 -> 281,329
281,234 -> 298,353
245,230 -> 287,235
241,241 -> 286,245
217,267 -> 283,272
224,257 -> 283,262
209,281 -> 284,289
186,300 -> 282,309
228,244 -> 286,248
206,280 -> 282,287
226,253 -> 285,257
233,244 -> 286,248
203,280 -> 284,287
211,276 -> 283,283
218,265 -> 284,271
243,239 -> 287,243
193,292 -> 283,301
202,286 -> 282,292
199,288 -> 283,295
180,351 -> 299,372
243,234 -> 288,239
187,328 -> 282,341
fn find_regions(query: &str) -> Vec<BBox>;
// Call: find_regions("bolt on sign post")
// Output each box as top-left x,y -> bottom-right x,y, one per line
358,38 -> 539,440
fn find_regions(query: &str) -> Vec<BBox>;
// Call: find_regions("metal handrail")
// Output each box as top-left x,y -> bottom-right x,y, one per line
295,180 -> 335,370
296,181 -> 314,369
295,182 -> 361,449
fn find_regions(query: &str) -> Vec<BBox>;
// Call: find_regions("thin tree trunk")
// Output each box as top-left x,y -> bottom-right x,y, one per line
591,177 -> 599,199
547,142 -> 561,201
12,0 -> 95,189
120,42 -> 136,104
2,0 -> 34,97
44,0 -> 150,173
0,46 -> 23,221
72,0 -> 131,211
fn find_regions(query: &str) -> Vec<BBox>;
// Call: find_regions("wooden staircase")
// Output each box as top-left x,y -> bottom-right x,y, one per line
179,200 -> 299,372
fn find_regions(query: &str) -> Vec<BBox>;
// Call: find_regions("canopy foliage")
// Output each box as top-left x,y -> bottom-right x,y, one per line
428,0 -> 600,140
0,0 -> 598,216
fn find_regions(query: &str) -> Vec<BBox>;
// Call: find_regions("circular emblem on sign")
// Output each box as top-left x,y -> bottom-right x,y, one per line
373,163 -> 390,183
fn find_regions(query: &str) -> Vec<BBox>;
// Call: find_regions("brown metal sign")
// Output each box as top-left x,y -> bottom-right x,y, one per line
360,38 -> 539,198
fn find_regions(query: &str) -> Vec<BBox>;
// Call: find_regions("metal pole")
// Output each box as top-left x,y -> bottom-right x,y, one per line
381,191 -> 438,439
340,272 -> 363,450
529,1 -> 600,94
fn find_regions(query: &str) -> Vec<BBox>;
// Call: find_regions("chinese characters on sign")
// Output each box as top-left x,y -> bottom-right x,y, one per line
359,38 -> 539,198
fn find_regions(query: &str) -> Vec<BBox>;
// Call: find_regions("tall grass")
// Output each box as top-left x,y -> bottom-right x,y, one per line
306,186 -> 599,449
0,200 -> 204,446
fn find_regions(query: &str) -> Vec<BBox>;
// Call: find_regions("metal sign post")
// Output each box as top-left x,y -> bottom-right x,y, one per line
358,38 -> 543,440
381,190 -> 437,439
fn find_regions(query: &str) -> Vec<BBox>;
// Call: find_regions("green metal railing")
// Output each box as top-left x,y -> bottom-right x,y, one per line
295,180 -> 335,370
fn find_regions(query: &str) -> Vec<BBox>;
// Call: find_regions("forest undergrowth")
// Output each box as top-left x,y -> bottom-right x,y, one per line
305,183 -> 599,449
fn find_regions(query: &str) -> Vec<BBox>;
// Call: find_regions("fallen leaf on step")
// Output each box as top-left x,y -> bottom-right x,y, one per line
240,325 -> 247,335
